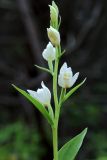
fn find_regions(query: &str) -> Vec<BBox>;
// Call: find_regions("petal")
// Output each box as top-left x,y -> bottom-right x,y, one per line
27,89 -> 38,99
71,72 -> 79,87
37,90 -> 46,103
58,74 -> 64,88
47,43 -> 56,60
41,81 -> 51,101
42,42 -> 56,61
41,81 -> 45,88
60,62 -> 73,75
42,49 -> 48,61
47,42 -> 53,48
60,62 -> 67,73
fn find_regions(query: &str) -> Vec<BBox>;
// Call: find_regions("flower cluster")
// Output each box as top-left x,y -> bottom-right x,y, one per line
27,1 -> 80,108
28,63 -> 79,105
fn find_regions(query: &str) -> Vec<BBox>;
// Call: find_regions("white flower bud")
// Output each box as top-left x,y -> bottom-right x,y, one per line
27,81 -> 51,106
52,1 -> 59,15
49,1 -> 59,28
47,26 -> 60,46
49,5 -> 58,25
42,42 -> 56,61
58,62 -> 79,88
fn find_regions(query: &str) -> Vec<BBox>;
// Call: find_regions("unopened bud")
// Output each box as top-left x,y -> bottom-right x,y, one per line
49,1 -> 59,28
47,26 -> 60,46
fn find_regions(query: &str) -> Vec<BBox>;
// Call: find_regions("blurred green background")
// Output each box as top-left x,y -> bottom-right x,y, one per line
0,0 -> 107,159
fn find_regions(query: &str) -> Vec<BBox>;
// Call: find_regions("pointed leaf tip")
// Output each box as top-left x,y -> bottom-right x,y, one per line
34,64 -> 52,75
58,128 -> 87,160
12,84 -> 15,87
82,77 -> 87,84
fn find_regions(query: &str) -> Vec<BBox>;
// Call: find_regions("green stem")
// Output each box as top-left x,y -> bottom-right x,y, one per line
52,47 -> 60,160
52,104 -> 60,160
52,126 -> 58,160
53,48 -> 59,108
52,45 -> 62,160
48,60 -> 53,74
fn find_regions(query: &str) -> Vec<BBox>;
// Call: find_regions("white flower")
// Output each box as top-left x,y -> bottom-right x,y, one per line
47,26 -> 60,46
58,62 -> 79,88
27,81 -> 51,106
42,42 -> 56,61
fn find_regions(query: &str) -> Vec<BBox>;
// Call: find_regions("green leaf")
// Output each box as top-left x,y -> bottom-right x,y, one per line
12,85 -> 54,126
63,78 -> 86,102
35,65 -> 52,75
58,128 -> 87,160
61,49 -> 65,56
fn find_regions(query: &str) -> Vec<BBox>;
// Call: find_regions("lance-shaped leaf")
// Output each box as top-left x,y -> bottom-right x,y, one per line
63,78 -> 86,102
58,128 -> 87,160
12,85 -> 54,126
35,65 -> 52,75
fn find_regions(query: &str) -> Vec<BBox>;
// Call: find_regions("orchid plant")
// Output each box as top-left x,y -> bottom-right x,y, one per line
12,1 -> 87,160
